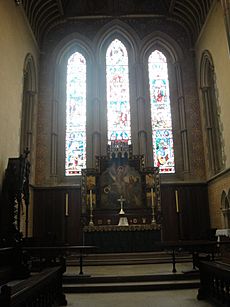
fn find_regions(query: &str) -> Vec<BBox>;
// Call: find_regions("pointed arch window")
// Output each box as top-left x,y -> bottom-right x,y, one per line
106,39 -> 131,144
65,52 -> 86,176
148,50 -> 175,173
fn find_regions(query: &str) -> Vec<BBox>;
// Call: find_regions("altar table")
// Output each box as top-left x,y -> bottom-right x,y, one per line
83,224 -> 161,253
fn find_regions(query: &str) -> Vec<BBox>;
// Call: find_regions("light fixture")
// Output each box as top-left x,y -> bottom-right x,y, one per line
15,0 -> 21,5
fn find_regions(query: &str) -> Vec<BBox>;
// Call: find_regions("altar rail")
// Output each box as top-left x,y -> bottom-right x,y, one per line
154,240 -> 218,273
197,261 -> 230,306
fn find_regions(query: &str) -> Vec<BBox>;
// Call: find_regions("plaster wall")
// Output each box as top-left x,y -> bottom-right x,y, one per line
195,1 -> 230,230
196,1 -> 230,171
0,1 -> 39,186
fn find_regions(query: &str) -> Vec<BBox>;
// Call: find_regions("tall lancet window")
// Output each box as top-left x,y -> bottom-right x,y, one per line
148,50 -> 175,173
65,52 -> 86,176
106,39 -> 131,143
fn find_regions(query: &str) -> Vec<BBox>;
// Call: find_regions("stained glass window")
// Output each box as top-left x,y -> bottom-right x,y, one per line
106,39 -> 131,144
148,50 -> 175,173
65,52 -> 86,176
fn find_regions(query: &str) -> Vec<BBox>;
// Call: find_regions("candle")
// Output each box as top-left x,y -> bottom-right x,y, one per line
175,190 -> 179,213
90,190 -> 93,207
65,193 -> 69,216
151,188 -> 155,208
151,187 -> 156,224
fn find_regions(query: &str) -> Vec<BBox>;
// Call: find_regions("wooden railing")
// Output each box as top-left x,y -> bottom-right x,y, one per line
155,240 -> 218,273
197,261 -> 230,306
0,246 -> 67,307
0,266 -> 66,307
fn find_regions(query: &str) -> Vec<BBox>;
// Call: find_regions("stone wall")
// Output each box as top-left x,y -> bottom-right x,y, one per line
208,170 -> 230,229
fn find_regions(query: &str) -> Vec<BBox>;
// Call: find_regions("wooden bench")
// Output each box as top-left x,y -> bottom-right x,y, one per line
197,261 -> 230,306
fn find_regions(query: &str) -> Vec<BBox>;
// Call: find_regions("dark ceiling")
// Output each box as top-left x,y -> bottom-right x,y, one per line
20,0 -> 214,46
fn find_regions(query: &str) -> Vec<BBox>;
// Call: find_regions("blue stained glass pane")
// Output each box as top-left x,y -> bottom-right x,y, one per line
149,50 -> 175,173
65,52 -> 86,176
106,39 -> 131,143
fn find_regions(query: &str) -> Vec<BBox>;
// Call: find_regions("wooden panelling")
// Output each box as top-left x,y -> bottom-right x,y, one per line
161,183 -> 210,241
33,186 -> 82,245
32,183 -> 210,246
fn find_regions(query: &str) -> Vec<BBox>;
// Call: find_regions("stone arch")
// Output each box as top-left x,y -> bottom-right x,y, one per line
95,19 -> 140,61
200,50 -> 214,88
94,21 -> 139,155
200,50 -> 224,176
20,53 -> 37,183
140,32 -> 189,174
221,190 -> 230,229
50,35 -> 95,183
140,31 -> 183,64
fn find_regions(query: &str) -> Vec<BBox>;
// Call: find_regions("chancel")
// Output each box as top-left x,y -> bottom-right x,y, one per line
1,0 -> 230,306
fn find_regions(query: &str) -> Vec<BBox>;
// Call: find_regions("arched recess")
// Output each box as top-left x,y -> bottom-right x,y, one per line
95,21 -> 139,156
20,53 -> 37,184
20,54 -> 37,238
51,35 -> 94,183
200,50 -> 224,177
140,33 -> 189,175
221,190 -> 230,229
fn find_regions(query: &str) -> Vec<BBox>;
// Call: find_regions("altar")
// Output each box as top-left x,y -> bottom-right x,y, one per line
81,141 -> 161,253
83,224 -> 161,253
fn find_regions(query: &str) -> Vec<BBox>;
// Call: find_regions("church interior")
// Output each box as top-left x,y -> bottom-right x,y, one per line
1,0 -> 230,306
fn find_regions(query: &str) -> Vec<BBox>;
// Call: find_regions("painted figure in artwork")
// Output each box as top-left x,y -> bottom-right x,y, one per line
100,163 -> 142,209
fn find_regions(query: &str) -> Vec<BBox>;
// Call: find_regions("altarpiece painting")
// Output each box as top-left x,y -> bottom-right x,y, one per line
81,142 -> 161,228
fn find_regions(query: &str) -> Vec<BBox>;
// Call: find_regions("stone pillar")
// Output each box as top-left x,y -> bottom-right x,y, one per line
174,62 -> 190,172
135,62 -> 148,161
92,98 -> 101,167
137,97 -> 147,157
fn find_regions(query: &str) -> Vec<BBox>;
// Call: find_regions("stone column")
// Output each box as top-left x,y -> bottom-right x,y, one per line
92,98 -> 101,167
174,62 -> 190,172
135,62 -> 148,161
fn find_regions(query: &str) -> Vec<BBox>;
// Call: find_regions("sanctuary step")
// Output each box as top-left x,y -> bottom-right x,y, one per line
63,263 -> 200,293
66,251 -> 193,266
63,279 -> 200,293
